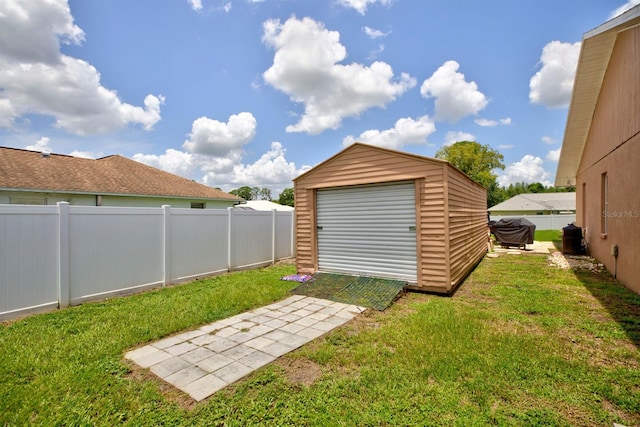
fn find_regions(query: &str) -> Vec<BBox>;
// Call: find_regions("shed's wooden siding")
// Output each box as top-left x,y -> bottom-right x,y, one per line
294,143 -> 486,293
414,165 -> 448,291
446,165 -> 487,291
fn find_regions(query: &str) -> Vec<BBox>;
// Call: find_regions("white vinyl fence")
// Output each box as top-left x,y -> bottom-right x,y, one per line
0,203 -> 294,321
489,213 -> 576,231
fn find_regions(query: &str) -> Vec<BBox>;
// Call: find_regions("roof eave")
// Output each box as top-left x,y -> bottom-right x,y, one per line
0,187 -> 241,202
555,6 -> 640,187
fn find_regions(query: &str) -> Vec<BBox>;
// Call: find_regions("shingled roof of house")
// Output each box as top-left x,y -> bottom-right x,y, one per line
0,146 -> 241,201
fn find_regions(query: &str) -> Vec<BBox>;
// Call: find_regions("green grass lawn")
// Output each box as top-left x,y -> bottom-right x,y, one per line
534,229 -> 562,242
2,257 -> 639,426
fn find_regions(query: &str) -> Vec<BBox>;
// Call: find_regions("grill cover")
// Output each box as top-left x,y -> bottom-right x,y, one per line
489,218 -> 536,246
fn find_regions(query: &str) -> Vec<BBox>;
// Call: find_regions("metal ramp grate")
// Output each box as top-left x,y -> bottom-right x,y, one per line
291,273 -> 406,311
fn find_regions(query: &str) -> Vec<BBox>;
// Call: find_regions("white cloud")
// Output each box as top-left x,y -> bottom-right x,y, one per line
135,141 -> 310,191
609,0 -> 640,19
182,112 -> 257,156
363,26 -> 390,39
133,149 -> 195,176
0,0 -> 164,135
204,141 -> 311,186
529,41 -> 581,108
342,115 -> 436,149
420,60 -> 488,123
336,0 -> 391,15
475,117 -> 511,127
541,135 -> 555,144
498,154 -> 551,187
69,150 -> 101,159
0,0 -> 84,65
187,0 -> 203,11
545,149 -> 561,162
262,16 -> 415,135
134,111 -> 307,192
366,44 -> 386,60
497,144 -> 514,150
25,137 -> 51,152
444,131 -> 475,146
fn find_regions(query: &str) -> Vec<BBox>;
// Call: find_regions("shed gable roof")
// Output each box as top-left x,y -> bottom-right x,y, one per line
555,5 -> 640,186
0,146 -> 241,201
295,142 -> 448,181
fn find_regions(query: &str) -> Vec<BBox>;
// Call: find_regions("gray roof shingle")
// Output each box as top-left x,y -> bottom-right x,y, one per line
488,192 -> 576,212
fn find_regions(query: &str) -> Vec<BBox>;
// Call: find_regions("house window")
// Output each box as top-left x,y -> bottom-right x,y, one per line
600,173 -> 608,235
191,202 -> 205,209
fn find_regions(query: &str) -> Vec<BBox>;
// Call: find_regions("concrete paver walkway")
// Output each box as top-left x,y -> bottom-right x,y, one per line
492,240 -> 555,255
125,295 -> 365,401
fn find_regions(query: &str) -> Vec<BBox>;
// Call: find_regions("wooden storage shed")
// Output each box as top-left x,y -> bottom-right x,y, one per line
293,143 -> 487,294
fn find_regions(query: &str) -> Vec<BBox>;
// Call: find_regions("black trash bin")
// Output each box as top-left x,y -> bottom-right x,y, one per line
562,223 -> 582,255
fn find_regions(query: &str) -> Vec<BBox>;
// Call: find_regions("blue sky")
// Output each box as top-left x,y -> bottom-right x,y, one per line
1,0 -> 638,197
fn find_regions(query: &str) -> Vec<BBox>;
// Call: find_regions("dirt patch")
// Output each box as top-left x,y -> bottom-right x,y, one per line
275,358 -> 323,387
487,318 -> 546,337
125,361 -> 198,410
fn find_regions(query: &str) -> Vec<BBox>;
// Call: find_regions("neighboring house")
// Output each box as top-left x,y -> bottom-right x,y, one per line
0,147 -> 242,208
555,6 -> 640,294
234,200 -> 294,211
488,193 -> 576,216
294,143 -> 487,295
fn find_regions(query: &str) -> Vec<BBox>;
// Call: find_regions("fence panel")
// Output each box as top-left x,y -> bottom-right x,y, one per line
68,206 -> 165,304
169,208 -> 229,282
0,204 -> 295,320
0,206 -> 59,318
230,210 -> 274,269
489,214 -> 576,230
275,211 -> 294,259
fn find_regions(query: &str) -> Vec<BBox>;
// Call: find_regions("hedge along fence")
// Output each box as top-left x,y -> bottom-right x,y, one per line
0,203 -> 294,321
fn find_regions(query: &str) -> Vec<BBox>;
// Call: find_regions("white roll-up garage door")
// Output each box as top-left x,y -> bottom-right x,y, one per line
316,181 -> 417,282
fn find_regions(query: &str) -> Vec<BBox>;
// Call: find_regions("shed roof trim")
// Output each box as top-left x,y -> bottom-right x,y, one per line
555,5 -> 640,187
294,142 -> 483,189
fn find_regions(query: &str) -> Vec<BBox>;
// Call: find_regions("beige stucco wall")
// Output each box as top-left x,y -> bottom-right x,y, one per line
576,26 -> 640,293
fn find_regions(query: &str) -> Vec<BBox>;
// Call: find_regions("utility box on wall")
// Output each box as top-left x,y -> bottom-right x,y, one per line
293,143 -> 488,294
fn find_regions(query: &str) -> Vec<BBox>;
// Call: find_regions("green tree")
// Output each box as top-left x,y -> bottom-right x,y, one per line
229,186 -> 252,200
435,141 -> 505,207
278,188 -> 295,207
258,188 -> 272,201
527,182 -> 545,193
250,187 -> 260,201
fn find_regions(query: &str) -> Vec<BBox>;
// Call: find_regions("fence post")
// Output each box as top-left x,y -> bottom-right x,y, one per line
290,211 -> 295,258
227,207 -> 233,271
57,202 -> 70,309
272,209 -> 277,264
162,205 -> 171,286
